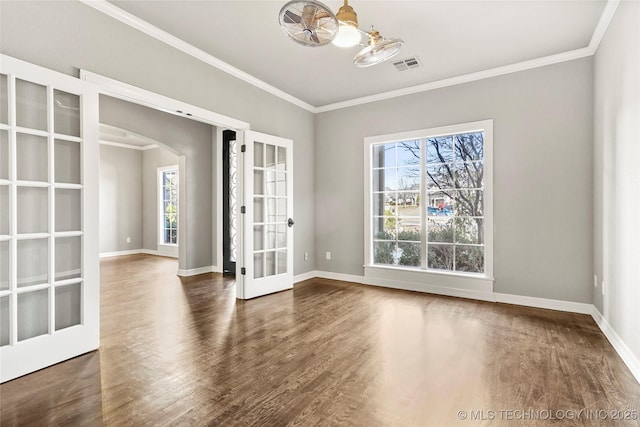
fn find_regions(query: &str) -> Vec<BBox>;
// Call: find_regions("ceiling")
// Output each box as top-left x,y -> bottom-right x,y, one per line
99,123 -> 159,149
108,0 -> 607,109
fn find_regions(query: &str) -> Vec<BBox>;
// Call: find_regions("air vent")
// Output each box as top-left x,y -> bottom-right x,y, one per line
392,57 -> 421,71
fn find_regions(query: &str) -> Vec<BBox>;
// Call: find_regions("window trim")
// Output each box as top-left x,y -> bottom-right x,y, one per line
363,119 -> 493,281
157,165 -> 179,247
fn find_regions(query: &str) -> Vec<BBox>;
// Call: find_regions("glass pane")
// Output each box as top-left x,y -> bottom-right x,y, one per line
427,244 -> 454,271
372,143 -> 395,168
17,238 -> 48,287
265,144 -> 276,169
276,198 -> 286,223
456,246 -> 484,273
396,192 -> 420,217
398,242 -> 421,267
373,217 -> 396,239
454,132 -> 484,162
426,163 -> 454,191
426,136 -> 453,163
18,289 -> 49,341
373,168 -> 396,192
277,250 -> 287,275
454,190 -> 483,217
276,172 -> 286,197
454,162 -> 483,189
55,236 -> 81,281
397,167 -> 420,191
253,142 -> 264,167
55,283 -> 81,331
265,171 -> 276,196
253,225 -> 263,251
0,296 -> 8,346
277,146 -> 286,171
55,188 -> 81,232
373,193 -> 392,217
54,140 -> 81,184
397,140 -> 420,166
0,185 -> 9,234
427,217 -> 453,243
265,251 -> 275,277
266,198 -> 276,223
17,133 -> 48,182
373,241 -> 396,265
17,186 -> 48,233
0,130 -> 8,179
266,224 -> 276,249
253,170 -> 264,195
455,217 -> 483,244
277,224 -> 286,248
0,240 -> 9,291
53,90 -> 80,137
426,191 -> 454,217
398,226 -> 420,242
16,79 -> 47,131
0,74 -> 7,125
253,253 -> 263,279
253,197 -> 264,223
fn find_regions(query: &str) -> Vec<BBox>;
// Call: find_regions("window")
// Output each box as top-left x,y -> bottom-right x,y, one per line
158,166 -> 178,245
365,120 -> 493,278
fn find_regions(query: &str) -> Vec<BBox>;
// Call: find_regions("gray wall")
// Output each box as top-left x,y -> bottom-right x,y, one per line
100,96 -> 212,271
593,1 -> 640,361
99,145 -> 143,253
142,147 -> 179,251
315,58 -> 594,303
0,0 -> 317,275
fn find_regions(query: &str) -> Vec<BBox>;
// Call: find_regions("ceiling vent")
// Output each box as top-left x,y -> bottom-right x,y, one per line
392,57 -> 421,71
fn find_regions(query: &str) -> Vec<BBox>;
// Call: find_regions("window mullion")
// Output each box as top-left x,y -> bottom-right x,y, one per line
420,138 -> 427,269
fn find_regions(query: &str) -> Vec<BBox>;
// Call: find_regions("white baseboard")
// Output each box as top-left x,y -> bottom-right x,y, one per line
591,307 -> 640,384
314,271 -> 364,284
293,270 -> 318,283
100,249 -> 145,258
495,292 -> 593,314
176,265 -> 217,277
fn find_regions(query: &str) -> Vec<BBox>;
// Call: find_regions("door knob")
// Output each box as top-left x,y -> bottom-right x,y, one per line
288,218 -> 295,228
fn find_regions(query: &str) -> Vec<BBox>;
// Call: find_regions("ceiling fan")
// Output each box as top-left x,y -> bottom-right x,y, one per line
278,0 -> 404,67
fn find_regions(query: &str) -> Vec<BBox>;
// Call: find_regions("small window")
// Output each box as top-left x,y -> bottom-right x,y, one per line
158,166 -> 178,245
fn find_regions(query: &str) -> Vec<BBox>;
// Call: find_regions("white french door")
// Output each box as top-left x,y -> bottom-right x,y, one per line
0,55 -> 99,383
236,131 -> 293,299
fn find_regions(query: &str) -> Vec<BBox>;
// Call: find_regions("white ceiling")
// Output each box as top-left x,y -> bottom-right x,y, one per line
108,0 -> 607,108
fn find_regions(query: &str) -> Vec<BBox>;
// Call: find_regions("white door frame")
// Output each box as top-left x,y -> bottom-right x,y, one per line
80,71 -> 250,275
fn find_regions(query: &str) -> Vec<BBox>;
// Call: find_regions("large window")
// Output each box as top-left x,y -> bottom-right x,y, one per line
158,166 -> 178,245
365,120 -> 492,277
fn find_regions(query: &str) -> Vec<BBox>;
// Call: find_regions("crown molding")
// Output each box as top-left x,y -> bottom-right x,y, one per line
80,0 -> 619,114
78,0 -> 317,113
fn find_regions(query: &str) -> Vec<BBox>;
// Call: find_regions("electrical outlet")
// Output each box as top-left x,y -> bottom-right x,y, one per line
325,251 -> 331,260
594,274 -> 598,288
126,237 -> 131,243
601,281 -> 605,296
304,252 -> 308,261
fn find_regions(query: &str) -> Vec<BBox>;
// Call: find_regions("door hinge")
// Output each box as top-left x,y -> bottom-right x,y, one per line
241,206 -> 246,214
241,144 -> 246,153
241,267 -> 246,275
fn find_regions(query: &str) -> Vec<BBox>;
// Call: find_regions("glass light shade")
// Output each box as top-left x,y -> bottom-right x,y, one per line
354,38 -> 404,67
332,23 -> 361,48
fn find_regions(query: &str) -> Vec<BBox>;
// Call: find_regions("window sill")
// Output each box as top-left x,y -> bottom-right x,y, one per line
363,264 -> 494,295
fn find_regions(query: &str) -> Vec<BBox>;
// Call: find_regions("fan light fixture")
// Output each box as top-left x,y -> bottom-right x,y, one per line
278,0 -> 403,67
354,28 -> 404,67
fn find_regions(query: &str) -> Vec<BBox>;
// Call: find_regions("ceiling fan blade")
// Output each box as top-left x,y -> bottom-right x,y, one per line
283,10 -> 302,24
310,31 -> 320,44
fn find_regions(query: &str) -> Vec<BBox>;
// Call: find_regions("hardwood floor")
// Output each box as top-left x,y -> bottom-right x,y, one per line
1,254 -> 639,426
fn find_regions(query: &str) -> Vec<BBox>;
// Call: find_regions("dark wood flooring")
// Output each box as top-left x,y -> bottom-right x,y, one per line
1,254 -> 639,426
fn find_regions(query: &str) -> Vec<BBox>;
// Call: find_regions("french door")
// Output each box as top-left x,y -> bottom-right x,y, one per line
236,131 -> 293,299
0,55 -> 99,383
